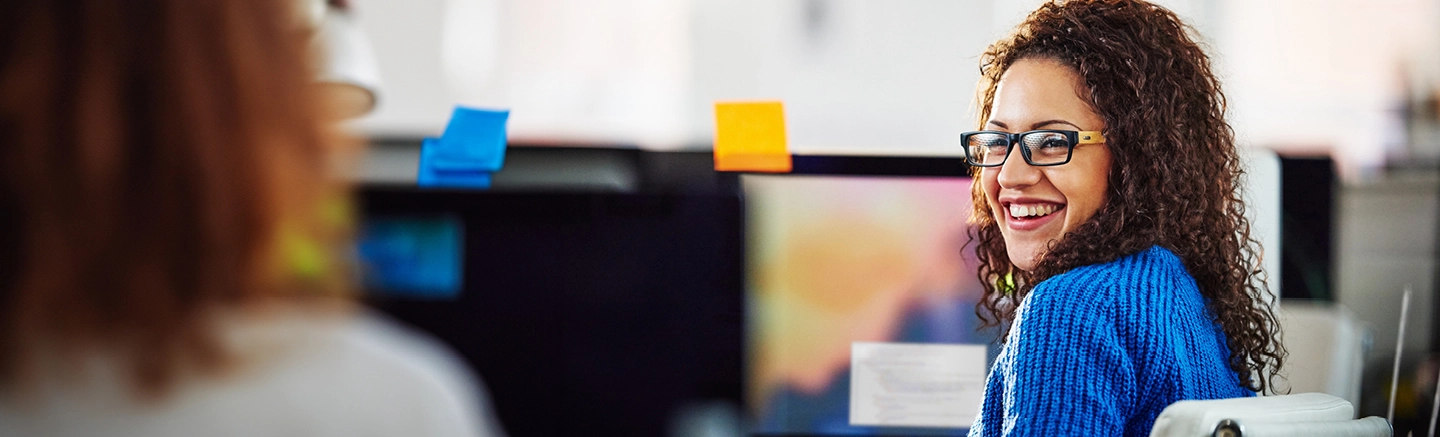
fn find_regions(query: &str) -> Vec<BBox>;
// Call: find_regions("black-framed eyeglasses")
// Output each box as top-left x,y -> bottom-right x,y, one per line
960,130 -> 1106,167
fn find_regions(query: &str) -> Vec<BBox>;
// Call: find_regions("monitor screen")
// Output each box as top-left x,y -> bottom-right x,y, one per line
744,174 -> 992,436
357,215 -> 465,299
357,187 -> 745,437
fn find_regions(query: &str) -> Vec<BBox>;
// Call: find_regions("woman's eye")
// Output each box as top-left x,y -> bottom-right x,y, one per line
1040,138 -> 1069,149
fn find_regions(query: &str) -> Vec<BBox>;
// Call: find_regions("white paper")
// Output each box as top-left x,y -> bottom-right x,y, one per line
849,342 -> 988,428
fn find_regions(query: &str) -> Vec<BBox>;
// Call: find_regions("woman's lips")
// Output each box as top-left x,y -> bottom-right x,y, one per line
1004,202 -> 1065,232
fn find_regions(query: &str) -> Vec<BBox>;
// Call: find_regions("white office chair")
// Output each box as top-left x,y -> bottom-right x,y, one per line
1148,392 -> 1390,437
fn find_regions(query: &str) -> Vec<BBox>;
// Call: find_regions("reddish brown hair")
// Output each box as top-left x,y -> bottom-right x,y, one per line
970,0 -> 1285,393
0,0 -> 353,396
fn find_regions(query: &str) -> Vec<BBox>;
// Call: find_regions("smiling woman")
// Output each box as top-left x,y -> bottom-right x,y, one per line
977,58 -> 1111,272
961,1 -> 1285,436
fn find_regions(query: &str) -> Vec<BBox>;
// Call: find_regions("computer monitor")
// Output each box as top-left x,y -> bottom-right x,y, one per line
1277,155 -> 1335,301
357,184 -> 744,437
353,148 -> 991,436
743,159 -> 992,436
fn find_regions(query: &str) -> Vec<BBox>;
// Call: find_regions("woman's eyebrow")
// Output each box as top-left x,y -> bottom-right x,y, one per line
986,120 -> 1009,129
1030,119 -> 1082,130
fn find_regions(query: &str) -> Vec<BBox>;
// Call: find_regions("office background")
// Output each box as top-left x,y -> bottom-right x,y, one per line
337,0 -> 1440,433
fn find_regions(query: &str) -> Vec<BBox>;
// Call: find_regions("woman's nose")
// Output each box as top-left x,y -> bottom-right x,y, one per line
995,147 -> 1042,188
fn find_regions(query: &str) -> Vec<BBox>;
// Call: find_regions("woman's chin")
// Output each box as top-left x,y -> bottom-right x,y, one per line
1006,251 -> 1039,272
1003,235 -> 1053,272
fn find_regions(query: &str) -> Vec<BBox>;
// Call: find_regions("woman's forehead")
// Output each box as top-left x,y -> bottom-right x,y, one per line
989,58 -> 1102,131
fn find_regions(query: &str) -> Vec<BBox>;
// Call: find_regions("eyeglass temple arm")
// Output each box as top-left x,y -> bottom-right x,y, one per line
1078,131 -> 1105,144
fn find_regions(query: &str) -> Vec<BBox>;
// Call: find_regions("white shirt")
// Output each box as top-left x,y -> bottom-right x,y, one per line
0,310 -> 506,437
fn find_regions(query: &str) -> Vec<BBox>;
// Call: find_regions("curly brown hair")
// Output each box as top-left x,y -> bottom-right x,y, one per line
969,0 -> 1285,393
0,0 -> 353,398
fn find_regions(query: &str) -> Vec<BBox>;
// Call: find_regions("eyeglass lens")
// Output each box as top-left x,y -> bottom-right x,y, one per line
964,131 -> 1073,166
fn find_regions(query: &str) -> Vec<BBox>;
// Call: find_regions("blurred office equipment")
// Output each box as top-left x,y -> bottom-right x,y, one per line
313,0 -> 383,117
1391,288 -> 1412,424
1279,156 -> 1338,301
358,147 -> 744,437
741,157 -> 983,436
1276,301 -> 1370,407
351,144 -> 1301,435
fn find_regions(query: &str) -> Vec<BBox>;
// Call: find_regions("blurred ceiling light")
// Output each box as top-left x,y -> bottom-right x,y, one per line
312,0 -> 384,119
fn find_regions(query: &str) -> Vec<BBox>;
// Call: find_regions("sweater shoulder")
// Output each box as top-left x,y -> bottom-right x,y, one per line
1029,245 -> 1196,312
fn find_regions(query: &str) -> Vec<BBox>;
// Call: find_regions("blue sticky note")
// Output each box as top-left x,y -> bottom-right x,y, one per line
416,106 -> 509,188
432,106 -> 508,172
418,137 -> 493,188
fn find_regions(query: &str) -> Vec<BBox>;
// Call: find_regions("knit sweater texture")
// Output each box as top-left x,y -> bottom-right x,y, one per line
967,246 -> 1254,437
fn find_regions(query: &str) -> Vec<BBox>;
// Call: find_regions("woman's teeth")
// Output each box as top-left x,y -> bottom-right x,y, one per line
1010,204 -> 1059,218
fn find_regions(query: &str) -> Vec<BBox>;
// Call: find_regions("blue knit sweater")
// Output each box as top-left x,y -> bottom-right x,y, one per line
967,246 -> 1254,436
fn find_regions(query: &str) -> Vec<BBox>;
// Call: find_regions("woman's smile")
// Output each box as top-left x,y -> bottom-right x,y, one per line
1000,199 -> 1066,231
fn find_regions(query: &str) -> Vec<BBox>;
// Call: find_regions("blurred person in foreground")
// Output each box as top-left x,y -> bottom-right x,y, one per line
962,1 -> 1285,435
0,1 -> 503,436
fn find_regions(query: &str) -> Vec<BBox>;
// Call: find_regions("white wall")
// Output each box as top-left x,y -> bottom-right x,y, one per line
347,0 -> 452,136
347,0 -> 1027,151
347,0 -> 1440,176
352,0 -> 693,145
1216,0 -> 1440,179
689,0 -> 991,155
345,0 -> 1224,151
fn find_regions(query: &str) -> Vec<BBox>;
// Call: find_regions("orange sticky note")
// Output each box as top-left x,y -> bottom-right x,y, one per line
713,101 -> 792,172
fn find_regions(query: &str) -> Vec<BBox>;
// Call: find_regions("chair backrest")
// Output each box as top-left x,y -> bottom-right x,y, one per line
1275,301 -> 1368,404
1148,392 -> 1390,437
